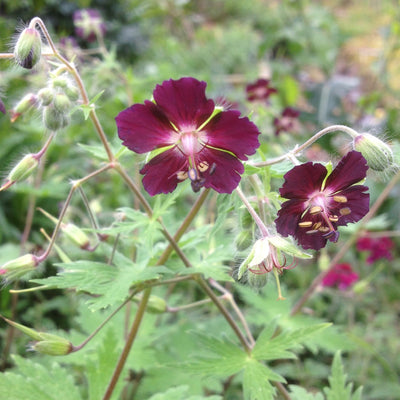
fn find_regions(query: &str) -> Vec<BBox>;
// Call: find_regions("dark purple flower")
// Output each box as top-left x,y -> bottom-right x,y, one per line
73,9 -> 106,42
275,151 -> 370,250
0,98 -> 5,114
273,107 -> 300,135
356,235 -> 394,264
322,263 -> 359,290
246,78 -> 277,102
116,77 -> 260,196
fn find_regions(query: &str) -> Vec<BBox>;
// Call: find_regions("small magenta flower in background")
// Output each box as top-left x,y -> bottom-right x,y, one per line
275,151 -> 370,250
322,263 -> 359,290
273,107 -> 300,136
245,78 -> 277,102
356,235 -> 394,264
116,77 -> 260,195
0,98 -> 5,114
73,9 -> 106,42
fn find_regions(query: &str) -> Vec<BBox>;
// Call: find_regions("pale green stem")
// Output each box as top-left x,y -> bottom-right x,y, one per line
253,124 -> 359,167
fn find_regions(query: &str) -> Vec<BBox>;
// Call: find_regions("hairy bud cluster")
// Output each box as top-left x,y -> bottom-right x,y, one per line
38,74 -> 80,131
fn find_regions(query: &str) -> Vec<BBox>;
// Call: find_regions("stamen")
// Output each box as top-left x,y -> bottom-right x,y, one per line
309,206 -> 322,215
318,226 -> 330,233
188,168 -> 198,181
329,215 -> 339,222
339,207 -> 351,216
198,161 -> 209,172
306,229 -> 320,235
177,171 -> 188,180
209,163 -> 216,175
312,222 -> 322,230
298,221 -> 313,228
333,195 -> 348,203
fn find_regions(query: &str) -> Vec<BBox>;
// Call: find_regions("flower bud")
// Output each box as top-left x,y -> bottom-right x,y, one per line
53,93 -> 71,114
10,93 -> 38,122
0,254 -> 38,282
353,133 -> 394,171
7,153 -> 39,183
133,294 -> 167,314
62,223 -> 90,249
235,230 -> 252,251
64,85 -> 80,102
38,88 -> 54,106
246,269 -> 268,289
14,27 -> 42,69
32,337 -> 73,356
43,104 -> 69,130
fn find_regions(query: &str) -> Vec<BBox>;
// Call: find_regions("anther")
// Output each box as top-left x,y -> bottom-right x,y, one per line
198,161 -> 209,172
312,222 -> 322,230
339,207 -> 351,216
177,171 -> 188,180
329,215 -> 339,222
309,206 -> 322,215
333,195 -> 348,203
298,221 -> 313,228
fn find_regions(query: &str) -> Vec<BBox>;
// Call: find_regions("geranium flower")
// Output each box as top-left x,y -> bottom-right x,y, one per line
116,77 -> 261,196
273,107 -> 300,135
245,78 -> 277,102
73,9 -> 106,42
356,235 -> 394,264
322,263 -> 359,290
275,151 -> 370,250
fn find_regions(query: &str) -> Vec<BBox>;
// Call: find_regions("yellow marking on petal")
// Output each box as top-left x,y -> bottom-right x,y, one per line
309,206 -> 322,215
339,207 -> 351,216
198,161 -> 209,172
333,195 -> 347,203
298,221 -> 313,228
329,215 -> 339,222
177,171 -> 188,180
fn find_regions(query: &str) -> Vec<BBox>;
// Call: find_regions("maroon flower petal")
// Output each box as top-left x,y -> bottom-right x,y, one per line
199,148 -> 244,193
153,78 -> 215,129
203,110 -> 260,160
279,162 -> 328,199
324,151 -> 368,192
275,198 -> 306,237
330,186 -> 369,226
140,148 -> 187,196
116,101 -> 178,153
294,230 -> 328,250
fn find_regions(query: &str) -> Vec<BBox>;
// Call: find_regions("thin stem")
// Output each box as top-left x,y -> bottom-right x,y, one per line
209,279 -> 255,347
253,124 -> 359,167
72,289 -> 139,352
291,168 -> 400,316
167,298 -> 213,312
236,185 -> 269,237
195,276 -> 251,352
102,288 -> 152,400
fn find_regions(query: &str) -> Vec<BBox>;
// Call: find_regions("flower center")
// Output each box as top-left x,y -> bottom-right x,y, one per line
297,192 -> 350,242
175,131 -> 214,192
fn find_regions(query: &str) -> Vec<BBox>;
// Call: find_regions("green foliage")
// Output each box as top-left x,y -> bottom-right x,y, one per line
0,355 -> 82,400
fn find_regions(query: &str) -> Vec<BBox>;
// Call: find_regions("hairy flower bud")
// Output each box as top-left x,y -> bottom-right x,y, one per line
53,93 -> 71,114
14,27 -> 42,69
246,269 -> 268,289
0,254 -> 38,282
32,337 -> 73,356
0,317 -> 72,356
7,153 -> 39,183
43,104 -> 69,130
38,88 -> 54,106
11,93 -> 38,122
353,133 -> 394,171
